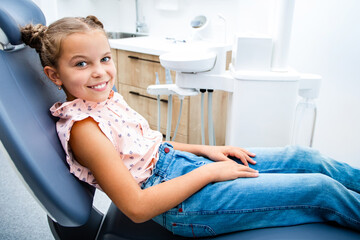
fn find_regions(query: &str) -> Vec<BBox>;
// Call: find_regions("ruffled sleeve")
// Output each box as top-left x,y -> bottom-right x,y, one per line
50,98 -> 113,189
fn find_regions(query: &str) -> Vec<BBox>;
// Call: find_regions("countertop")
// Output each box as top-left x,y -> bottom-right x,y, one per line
109,36 -> 232,56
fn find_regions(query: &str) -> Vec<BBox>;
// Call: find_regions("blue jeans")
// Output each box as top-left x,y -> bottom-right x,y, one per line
142,143 -> 360,237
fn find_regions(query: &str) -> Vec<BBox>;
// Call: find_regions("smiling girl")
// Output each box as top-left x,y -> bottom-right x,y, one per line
20,16 -> 360,237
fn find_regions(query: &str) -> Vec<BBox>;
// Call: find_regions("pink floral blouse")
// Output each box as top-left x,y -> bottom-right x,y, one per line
50,90 -> 163,190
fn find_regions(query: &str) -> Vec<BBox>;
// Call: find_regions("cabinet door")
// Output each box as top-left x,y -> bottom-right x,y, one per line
118,84 -> 189,143
116,50 -> 175,90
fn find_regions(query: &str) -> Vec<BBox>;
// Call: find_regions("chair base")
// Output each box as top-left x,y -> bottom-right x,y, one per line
48,207 -> 104,240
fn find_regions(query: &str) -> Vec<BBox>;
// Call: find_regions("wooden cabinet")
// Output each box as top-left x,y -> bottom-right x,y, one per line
111,49 -> 228,145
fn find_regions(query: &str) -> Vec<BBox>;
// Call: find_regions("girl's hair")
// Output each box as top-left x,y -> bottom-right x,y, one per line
21,15 -> 105,68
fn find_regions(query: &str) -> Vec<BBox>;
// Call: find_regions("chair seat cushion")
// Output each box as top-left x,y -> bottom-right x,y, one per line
97,203 -> 360,240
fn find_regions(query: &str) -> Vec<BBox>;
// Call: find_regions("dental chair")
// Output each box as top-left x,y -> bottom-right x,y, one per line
0,0 -> 359,239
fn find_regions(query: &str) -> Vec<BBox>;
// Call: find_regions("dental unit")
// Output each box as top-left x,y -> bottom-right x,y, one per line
147,0 -> 321,148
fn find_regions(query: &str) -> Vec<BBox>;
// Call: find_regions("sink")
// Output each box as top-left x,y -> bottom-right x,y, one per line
106,31 -> 148,39
109,36 -> 189,56
159,50 -> 217,73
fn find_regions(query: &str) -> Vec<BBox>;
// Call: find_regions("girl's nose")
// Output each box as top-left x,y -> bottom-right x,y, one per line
91,63 -> 106,78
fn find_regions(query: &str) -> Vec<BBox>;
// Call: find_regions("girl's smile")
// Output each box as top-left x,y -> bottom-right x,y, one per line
89,81 -> 109,91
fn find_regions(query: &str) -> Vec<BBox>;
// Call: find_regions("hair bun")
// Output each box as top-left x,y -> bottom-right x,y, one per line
85,15 -> 104,29
21,24 -> 47,53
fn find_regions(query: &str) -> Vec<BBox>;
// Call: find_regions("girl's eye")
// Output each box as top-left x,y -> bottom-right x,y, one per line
76,61 -> 87,67
101,56 -> 110,62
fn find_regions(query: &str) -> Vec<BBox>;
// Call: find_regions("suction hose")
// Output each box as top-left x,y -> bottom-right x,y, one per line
166,94 -> 173,141
208,90 -> 215,145
155,72 -> 161,132
200,89 -> 206,145
172,97 -> 183,141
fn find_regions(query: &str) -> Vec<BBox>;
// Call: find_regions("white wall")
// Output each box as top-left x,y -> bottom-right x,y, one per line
289,0 -> 360,167
33,0 -> 360,167
34,0 -> 276,39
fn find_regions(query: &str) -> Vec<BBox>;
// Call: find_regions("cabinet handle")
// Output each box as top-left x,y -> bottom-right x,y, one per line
128,55 -> 160,63
129,91 -> 168,103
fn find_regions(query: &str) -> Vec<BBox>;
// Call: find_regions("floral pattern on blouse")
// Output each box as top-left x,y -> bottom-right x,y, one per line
50,90 -> 163,189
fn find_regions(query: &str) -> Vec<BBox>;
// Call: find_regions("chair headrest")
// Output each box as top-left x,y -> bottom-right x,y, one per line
0,0 -> 46,50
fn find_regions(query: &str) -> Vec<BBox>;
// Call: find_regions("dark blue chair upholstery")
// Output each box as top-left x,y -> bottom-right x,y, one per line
0,0 -> 359,239
0,0 -> 96,226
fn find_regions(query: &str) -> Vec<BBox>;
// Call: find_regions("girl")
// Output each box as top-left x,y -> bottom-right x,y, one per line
21,16 -> 360,237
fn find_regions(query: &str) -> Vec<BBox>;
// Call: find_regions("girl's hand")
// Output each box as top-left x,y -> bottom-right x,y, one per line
167,142 -> 256,166
203,145 -> 257,166
204,160 -> 259,182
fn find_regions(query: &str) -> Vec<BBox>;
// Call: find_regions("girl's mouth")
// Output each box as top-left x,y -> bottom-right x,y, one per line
89,81 -> 108,91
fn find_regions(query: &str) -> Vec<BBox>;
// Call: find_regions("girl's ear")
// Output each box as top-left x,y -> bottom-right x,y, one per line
44,66 -> 62,87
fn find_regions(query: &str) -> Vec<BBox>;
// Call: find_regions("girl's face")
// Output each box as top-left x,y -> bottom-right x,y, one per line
47,30 -> 116,102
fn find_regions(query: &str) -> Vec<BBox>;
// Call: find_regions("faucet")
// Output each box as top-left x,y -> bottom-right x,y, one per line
135,0 -> 148,33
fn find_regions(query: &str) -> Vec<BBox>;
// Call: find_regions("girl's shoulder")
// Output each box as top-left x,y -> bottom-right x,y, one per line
50,98 -> 86,118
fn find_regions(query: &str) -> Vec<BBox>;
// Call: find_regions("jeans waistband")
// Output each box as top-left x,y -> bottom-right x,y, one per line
153,142 -> 175,178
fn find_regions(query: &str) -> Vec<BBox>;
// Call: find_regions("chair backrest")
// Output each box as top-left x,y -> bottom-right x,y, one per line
0,0 -> 94,227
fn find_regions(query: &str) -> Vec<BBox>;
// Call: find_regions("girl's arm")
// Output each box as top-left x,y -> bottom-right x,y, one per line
69,118 -> 258,223
166,141 -> 257,166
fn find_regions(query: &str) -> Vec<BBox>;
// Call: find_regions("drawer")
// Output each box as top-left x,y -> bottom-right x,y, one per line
118,84 -> 189,142
116,50 -> 176,90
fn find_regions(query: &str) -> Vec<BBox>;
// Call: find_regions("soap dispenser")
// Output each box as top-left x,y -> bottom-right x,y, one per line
291,97 -> 317,147
291,74 -> 321,147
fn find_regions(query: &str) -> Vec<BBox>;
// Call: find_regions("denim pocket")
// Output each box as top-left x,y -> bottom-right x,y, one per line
171,222 -> 216,238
